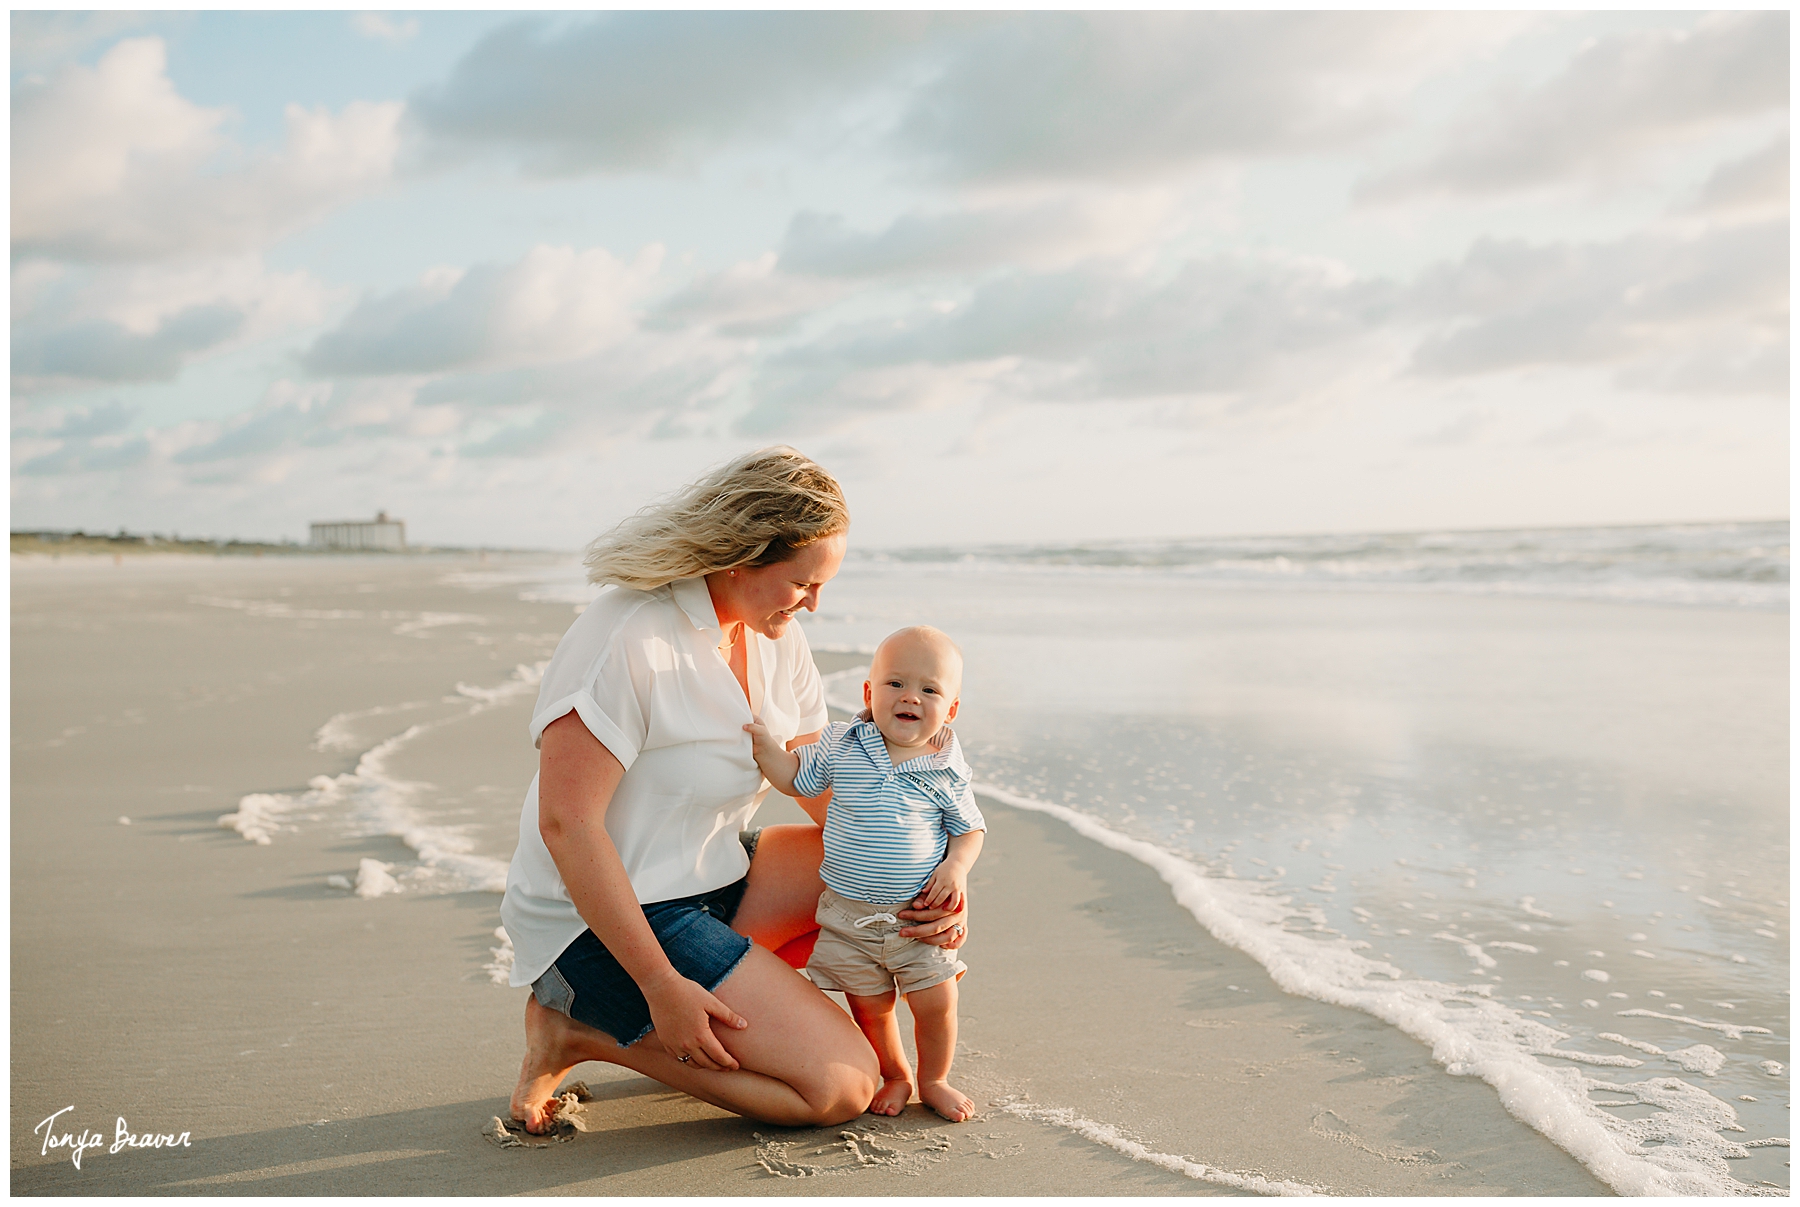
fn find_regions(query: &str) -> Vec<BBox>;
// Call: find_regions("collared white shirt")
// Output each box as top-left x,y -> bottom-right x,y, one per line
501,576 -> 828,987
794,718 -> 985,906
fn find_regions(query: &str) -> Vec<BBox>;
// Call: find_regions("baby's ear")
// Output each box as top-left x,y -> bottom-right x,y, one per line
945,697 -> 960,721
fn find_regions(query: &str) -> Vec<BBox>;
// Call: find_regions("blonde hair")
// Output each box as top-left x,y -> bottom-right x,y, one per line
583,446 -> 849,590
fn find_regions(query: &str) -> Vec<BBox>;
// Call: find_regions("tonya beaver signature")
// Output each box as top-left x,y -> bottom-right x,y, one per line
34,1106 -> 192,1169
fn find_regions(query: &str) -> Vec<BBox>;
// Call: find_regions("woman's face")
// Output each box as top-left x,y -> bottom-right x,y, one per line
719,532 -> 846,640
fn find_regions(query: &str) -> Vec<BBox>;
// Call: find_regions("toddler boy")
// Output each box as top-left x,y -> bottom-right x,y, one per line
746,625 -> 985,1121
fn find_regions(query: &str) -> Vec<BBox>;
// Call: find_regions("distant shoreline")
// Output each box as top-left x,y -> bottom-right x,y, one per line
10,532 -> 556,558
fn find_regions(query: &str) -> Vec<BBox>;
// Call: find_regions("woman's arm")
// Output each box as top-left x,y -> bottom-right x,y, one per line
537,713 -> 748,1069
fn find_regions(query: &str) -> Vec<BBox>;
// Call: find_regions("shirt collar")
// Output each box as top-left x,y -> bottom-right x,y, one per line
670,575 -> 721,635
848,717 -> 971,779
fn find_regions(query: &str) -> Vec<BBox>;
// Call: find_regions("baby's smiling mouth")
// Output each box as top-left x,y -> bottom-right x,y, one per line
894,710 -> 920,722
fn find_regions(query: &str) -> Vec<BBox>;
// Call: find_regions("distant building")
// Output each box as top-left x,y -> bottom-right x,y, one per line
310,511 -> 406,551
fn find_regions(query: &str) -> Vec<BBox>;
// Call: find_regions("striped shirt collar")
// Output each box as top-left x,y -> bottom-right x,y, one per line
846,716 -> 971,780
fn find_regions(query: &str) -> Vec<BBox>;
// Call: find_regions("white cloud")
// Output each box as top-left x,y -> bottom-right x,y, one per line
1407,220 -> 1787,394
1365,12 -> 1787,199
13,37 -> 402,262
646,253 -> 847,337
350,12 -> 419,44
10,11 -> 165,74
302,244 -> 665,375
413,13 -> 1528,184
777,193 -> 1179,277
1688,136 -> 1788,216
897,13 -> 1528,183
12,257 -> 330,389
412,12 -> 941,174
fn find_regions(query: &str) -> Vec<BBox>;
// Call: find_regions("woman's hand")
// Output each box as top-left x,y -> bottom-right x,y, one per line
642,969 -> 748,1072
896,897 -> 969,950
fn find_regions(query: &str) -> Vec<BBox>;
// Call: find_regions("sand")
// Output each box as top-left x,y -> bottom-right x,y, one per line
11,554 -> 1607,1195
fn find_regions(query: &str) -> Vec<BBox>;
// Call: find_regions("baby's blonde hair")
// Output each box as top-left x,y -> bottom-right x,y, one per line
583,447 -> 849,590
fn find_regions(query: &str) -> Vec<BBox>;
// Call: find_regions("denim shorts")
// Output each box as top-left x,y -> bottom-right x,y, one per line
529,830 -> 760,1047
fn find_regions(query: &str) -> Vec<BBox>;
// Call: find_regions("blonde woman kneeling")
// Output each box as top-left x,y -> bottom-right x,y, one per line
503,447 -> 970,1131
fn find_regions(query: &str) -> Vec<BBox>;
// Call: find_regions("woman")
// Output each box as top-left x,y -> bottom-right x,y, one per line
504,447 -> 968,1131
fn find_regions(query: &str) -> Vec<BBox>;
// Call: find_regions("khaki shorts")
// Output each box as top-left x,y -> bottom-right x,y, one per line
806,887 -> 968,998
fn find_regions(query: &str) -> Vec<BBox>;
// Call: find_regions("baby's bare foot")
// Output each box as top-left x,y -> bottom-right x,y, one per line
869,1077 -> 912,1116
919,1079 -> 974,1122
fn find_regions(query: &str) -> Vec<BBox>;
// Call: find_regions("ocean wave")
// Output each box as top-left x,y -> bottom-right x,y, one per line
976,783 -> 1780,1197
847,521 -> 1788,611
220,662 -> 547,897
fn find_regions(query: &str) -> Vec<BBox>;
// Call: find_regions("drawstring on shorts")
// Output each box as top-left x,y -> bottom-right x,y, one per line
852,912 -> 900,928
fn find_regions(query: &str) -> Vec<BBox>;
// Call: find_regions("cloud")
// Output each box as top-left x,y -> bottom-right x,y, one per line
418,341 -> 747,442
776,194 -> 1177,277
1688,136 -> 1788,216
1411,409 -> 1497,448
13,304 -> 244,383
1406,220 -> 1787,392
54,400 -> 140,439
302,244 -> 663,376
16,436 -> 152,477
413,13 -> 1524,183
10,11 -> 165,74
411,12 -> 941,174
13,37 -> 401,262
895,12 -> 1526,182
1365,12 -> 1788,199
738,252 -> 1394,431
11,399 -> 141,441
740,210 -> 1786,434
350,12 -> 419,44
12,257 -> 330,389
645,253 -> 846,337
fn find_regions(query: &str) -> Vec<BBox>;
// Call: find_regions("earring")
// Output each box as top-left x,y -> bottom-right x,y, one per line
729,570 -> 737,577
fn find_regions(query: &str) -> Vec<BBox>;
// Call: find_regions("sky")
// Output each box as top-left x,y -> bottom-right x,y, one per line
9,11 -> 1789,549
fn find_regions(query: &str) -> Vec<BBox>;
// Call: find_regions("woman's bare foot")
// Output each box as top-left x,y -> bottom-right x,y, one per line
510,996 -> 610,1134
868,1077 -> 912,1116
919,1079 -> 975,1122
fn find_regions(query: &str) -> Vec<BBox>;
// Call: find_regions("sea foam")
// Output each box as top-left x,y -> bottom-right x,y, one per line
219,662 -> 548,897
976,783 -> 1779,1197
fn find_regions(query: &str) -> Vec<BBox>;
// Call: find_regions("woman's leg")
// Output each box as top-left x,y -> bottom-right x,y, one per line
732,823 -> 826,966
511,944 -> 878,1130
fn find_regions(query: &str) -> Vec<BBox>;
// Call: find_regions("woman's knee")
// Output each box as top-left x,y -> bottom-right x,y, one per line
797,1058 -> 880,1126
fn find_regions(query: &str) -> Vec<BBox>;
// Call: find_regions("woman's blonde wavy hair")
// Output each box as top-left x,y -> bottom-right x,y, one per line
583,447 -> 849,590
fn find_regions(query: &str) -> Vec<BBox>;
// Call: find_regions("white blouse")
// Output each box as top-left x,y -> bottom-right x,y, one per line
501,576 -> 828,988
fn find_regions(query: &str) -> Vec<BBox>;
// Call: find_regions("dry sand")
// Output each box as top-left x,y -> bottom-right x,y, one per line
11,554 -> 1606,1195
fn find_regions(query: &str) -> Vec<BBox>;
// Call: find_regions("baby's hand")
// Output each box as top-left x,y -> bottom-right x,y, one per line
743,719 -> 780,762
919,861 -> 967,913
742,718 -> 801,795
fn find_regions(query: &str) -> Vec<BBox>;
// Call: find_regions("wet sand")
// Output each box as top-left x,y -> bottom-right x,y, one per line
11,554 -> 1606,1194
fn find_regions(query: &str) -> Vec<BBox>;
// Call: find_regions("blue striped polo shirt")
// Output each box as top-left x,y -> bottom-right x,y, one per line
793,719 -> 986,906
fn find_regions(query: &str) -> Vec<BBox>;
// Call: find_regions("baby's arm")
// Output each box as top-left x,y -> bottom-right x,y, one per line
743,719 -> 802,796
918,828 -> 984,913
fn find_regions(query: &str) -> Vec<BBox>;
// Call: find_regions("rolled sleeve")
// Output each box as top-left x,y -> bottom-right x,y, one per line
941,780 -> 986,836
528,646 -> 649,772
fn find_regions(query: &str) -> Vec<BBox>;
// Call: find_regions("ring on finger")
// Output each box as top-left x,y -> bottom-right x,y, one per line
678,1054 -> 691,1063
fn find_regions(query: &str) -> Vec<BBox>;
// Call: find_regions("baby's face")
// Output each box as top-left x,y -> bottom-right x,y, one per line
864,632 -> 962,750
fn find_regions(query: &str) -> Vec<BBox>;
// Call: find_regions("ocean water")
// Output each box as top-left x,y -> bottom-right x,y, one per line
805,522 -> 1790,1196
222,522 -> 1788,1194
